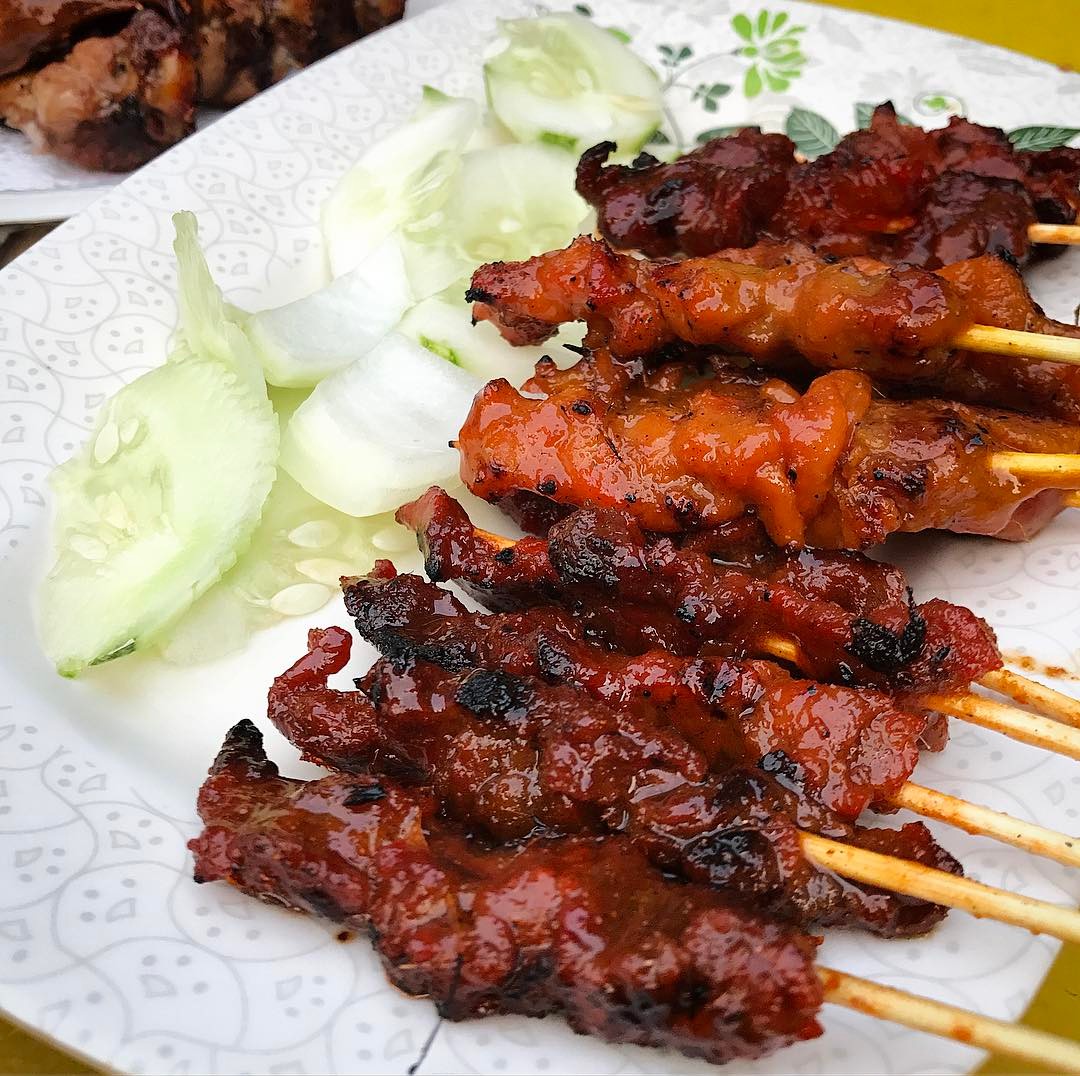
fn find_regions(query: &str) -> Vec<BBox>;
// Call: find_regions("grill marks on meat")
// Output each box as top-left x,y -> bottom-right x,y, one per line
455,349 -> 1080,548
342,567 -> 937,820
0,0 -> 404,169
396,487 -> 1002,692
577,103 -> 1080,267
576,132 -> 796,258
191,721 -> 826,1064
267,620 -> 960,936
0,8 -> 195,170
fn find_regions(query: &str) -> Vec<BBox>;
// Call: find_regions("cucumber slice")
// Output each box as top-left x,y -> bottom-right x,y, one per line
484,13 -> 662,155
245,235 -> 413,388
40,359 -> 278,676
158,471 -> 404,665
172,211 -> 263,393
400,288 -> 585,385
321,87 -> 481,279
402,142 -> 590,299
280,332 -> 482,517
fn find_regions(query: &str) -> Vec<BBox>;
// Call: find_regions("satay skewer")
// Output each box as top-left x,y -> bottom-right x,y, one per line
802,835 -> 1080,943
956,327 -> 1080,366
1028,221 -> 1080,245
891,783 -> 1080,869
818,969 -> 1080,1074
981,666 -> 1080,729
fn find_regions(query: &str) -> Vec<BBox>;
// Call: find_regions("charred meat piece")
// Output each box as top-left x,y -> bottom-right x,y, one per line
0,8 -> 195,170
395,488 -> 1003,693
576,131 -> 796,258
191,720 -> 826,1065
267,625 -> 961,936
454,349 -> 1080,548
576,102 -> 1080,266
342,566 -> 941,820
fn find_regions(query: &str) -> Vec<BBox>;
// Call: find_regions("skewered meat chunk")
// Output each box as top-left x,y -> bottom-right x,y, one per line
469,235 -> 1080,396
455,349 -> 1079,548
575,130 -> 796,258
577,103 -> 1080,266
342,566 -> 941,820
191,720 -> 826,1065
471,235 -> 1080,421
267,622 -> 960,936
396,488 -> 1002,693
0,8 -> 195,170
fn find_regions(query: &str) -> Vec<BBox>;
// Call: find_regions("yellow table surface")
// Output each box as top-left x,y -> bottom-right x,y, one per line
2,1 -> 1077,1072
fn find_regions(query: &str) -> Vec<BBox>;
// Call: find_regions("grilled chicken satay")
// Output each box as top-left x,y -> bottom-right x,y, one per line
192,720 -> 826,1065
266,622 -> 959,936
342,566 -> 944,820
455,349 -> 1080,548
577,103 -> 1080,266
0,0 -> 404,168
0,7 -> 195,170
396,488 -> 1003,694
468,235 -> 1080,419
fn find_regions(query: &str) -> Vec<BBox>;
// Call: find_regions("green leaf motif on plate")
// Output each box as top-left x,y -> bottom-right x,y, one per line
657,43 -> 694,68
731,9 -> 807,98
692,82 -> 732,113
1007,126 -> 1080,151
785,106 -> 839,157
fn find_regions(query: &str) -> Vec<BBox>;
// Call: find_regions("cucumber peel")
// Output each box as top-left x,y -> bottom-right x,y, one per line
38,215 -> 278,676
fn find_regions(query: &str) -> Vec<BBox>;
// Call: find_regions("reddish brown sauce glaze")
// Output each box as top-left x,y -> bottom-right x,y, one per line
395,488 -> 1002,692
576,103 -> 1080,267
191,721 -> 826,1065
455,352 -> 1079,548
576,131 -> 796,258
268,625 -> 960,936
467,236 -> 1080,424
468,235 -> 972,377
343,568 -> 938,821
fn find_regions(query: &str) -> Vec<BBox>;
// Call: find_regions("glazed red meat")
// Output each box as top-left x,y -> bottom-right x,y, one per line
396,487 -> 1002,693
267,624 -> 960,936
577,103 -> 1080,266
342,567 -> 940,820
191,720 -> 825,1065
575,131 -> 796,257
455,349 -> 1079,548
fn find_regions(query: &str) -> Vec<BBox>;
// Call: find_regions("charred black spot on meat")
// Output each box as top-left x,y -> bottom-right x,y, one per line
455,668 -> 533,721
344,783 -> 388,807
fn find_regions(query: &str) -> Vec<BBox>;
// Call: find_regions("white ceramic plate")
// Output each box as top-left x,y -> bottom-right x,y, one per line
2,2 -> 1080,1073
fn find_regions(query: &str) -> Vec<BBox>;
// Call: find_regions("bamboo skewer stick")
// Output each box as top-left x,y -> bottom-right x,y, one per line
992,451 -> 1080,483
891,783 -> 1080,869
1028,221 -> 1080,246
922,691 -> 1080,761
955,327 -> 1080,366
1063,490 -> 1080,510
801,833 -> 1080,943
981,667 -> 1080,730
759,632 -> 1080,735
818,968 -> 1080,1074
